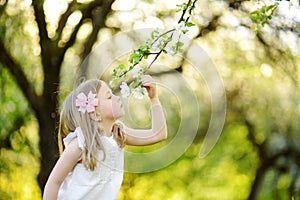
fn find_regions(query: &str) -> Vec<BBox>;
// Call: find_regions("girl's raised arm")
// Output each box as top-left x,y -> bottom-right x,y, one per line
124,75 -> 168,146
43,138 -> 81,200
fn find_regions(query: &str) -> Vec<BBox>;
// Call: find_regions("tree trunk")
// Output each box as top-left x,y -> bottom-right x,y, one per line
36,53 -> 61,193
248,163 -> 268,200
37,113 -> 59,192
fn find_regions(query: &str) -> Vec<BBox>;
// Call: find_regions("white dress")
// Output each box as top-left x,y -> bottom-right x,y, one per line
57,127 -> 124,200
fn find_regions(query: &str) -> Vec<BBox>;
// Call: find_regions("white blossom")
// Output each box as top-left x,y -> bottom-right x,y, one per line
130,65 -> 142,78
165,47 -> 176,56
151,41 -> 160,51
132,86 -> 148,99
174,21 -> 187,33
120,82 -> 130,98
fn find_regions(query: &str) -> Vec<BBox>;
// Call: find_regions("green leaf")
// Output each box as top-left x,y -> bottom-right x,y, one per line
182,29 -> 189,34
139,45 -> 148,52
129,78 -> 141,88
165,37 -> 172,43
134,49 -> 141,55
176,41 -> 184,47
250,10 -> 260,15
266,4 -> 276,12
186,22 -> 195,27
129,52 -> 141,64
124,74 -> 129,81
112,68 -> 117,76
109,78 -> 119,88
150,29 -> 159,40
118,64 -> 127,70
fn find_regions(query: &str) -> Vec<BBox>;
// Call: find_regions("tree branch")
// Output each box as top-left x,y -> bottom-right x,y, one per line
0,40 -> 41,114
248,162 -> 269,200
177,0 -> 192,23
60,0 -> 104,56
32,0 -> 51,58
55,0 -> 77,42
79,0 -> 115,78
82,0 -> 114,59
0,0 -> 8,17
256,31 -> 298,86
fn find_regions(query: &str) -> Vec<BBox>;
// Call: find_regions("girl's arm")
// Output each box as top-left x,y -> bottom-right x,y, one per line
124,75 -> 168,146
43,138 -> 81,200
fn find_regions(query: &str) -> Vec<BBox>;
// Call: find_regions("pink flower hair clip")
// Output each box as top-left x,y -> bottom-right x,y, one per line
75,91 -> 99,113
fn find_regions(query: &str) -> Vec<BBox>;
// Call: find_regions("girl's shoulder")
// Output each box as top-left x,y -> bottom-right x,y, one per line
114,119 -> 124,126
63,127 -> 85,150
111,120 -> 127,148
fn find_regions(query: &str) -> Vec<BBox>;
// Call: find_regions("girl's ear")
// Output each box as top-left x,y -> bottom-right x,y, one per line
89,111 -> 101,122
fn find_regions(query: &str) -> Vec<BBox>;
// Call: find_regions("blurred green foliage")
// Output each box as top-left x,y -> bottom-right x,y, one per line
0,68 -> 40,199
119,123 -> 259,200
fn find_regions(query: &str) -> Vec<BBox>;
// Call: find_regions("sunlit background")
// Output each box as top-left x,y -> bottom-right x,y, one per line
0,0 -> 300,199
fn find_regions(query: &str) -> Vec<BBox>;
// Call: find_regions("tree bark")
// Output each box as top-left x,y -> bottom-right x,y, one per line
37,58 -> 61,192
37,110 -> 59,192
248,163 -> 269,200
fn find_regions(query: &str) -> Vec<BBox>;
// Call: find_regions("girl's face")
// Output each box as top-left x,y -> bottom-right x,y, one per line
97,81 -> 124,120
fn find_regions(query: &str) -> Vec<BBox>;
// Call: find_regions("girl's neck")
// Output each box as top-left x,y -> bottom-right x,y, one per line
100,119 -> 115,137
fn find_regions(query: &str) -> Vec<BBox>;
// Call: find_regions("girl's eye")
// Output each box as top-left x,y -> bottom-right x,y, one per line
108,93 -> 114,99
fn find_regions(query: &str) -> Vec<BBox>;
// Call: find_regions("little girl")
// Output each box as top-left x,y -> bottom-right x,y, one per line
43,75 -> 167,200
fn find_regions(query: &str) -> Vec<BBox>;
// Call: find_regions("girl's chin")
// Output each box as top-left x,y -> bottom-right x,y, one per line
113,112 -> 125,120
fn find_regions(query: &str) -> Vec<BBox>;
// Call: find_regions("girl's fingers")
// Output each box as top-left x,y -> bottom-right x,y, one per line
140,75 -> 157,99
141,75 -> 155,86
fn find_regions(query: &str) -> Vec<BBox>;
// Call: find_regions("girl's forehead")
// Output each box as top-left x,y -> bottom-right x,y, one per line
99,81 -> 112,93
100,80 -> 107,87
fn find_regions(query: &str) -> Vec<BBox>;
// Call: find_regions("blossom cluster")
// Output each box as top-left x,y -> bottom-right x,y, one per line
120,82 -> 148,99
109,1 -> 196,99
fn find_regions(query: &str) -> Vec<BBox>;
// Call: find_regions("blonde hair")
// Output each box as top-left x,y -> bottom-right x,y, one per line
58,79 -> 126,170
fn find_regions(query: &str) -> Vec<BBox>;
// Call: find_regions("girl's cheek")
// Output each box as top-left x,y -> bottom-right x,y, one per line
98,102 -> 110,115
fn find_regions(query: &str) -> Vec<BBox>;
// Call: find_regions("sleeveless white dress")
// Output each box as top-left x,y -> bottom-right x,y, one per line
57,127 -> 124,200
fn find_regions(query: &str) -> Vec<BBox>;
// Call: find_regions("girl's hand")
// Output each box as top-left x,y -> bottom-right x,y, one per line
141,75 -> 157,99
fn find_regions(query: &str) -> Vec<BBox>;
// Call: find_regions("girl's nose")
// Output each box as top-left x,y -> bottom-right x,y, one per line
117,95 -> 121,101
113,94 -> 120,101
